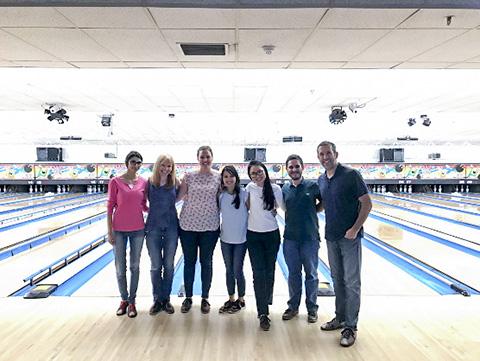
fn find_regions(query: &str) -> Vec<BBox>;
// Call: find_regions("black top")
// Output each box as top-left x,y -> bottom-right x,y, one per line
318,163 -> 369,242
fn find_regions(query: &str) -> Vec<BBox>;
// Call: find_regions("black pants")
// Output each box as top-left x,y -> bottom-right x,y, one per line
246,229 -> 281,316
180,229 -> 219,298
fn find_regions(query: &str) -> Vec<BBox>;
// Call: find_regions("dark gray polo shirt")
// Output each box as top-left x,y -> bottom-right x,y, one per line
282,178 -> 321,242
318,163 -> 369,242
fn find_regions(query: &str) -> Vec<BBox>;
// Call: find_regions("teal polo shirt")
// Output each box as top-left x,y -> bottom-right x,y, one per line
282,178 -> 322,242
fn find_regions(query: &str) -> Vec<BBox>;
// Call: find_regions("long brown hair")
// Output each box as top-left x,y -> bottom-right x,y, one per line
150,154 -> 177,188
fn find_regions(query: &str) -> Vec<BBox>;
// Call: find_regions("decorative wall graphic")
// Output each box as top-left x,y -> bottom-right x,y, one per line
465,164 -> 480,179
0,164 -> 34,180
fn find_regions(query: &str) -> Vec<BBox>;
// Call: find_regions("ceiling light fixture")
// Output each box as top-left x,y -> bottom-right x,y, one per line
100,114 -> 114,127
407,117 -> 416,126
329,106 -> 347,125
421,114 -> 431,126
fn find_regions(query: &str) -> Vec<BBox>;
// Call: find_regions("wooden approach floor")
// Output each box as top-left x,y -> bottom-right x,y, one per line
0,295 -> 479,361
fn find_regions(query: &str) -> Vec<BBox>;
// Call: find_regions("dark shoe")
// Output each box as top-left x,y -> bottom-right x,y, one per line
201,298 -> 211,314
116,300 -> 128,316
219,300 -> 234,314
307,310 -> 318,323
340,328 -> 357,347
181,298 -> 192,313
163,301 -> 175,314
127,304 -> 137,318
321,317 -> 345,331
282,308 -> 298,321
259,314 -> 271,331
149,301 -> 163,315
228,299 -> 246,314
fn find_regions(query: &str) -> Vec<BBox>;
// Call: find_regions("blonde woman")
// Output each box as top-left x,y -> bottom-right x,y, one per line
145,154 -> 180,315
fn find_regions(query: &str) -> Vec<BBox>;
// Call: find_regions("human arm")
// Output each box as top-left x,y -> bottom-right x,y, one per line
176,174 -> 188,202
106,178 -> 117,244
345,193 -> 372,240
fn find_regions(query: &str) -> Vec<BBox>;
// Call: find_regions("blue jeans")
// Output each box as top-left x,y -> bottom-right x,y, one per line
220,241 -> 247,298
146,226 -> 178,302
327,236 -> 362,329
246,229 -> 281,316
283,239 -> 319,312
113,229 -> 145,304
179,229 -> 219,298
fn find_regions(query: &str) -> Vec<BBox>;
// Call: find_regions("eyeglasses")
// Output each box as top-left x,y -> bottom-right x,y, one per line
250,170 -> 264,177
129,160 -> 142,165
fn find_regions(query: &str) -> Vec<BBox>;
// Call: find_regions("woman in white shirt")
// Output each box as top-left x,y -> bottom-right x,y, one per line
245,160 -> 283,331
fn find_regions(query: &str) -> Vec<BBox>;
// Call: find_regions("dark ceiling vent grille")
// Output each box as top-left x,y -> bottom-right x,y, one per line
180,43 -> 227,56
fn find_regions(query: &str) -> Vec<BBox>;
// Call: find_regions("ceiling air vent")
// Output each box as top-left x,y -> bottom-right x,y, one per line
179,43 -> 227,56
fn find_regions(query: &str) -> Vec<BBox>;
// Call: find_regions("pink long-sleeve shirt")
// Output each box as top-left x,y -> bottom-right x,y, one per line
107,176 -> 148,232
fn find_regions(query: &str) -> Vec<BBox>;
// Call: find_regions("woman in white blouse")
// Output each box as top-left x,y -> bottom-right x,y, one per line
245,160 -> 283,331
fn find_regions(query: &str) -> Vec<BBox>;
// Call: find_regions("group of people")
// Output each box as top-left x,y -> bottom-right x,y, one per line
106,141 -> 372,347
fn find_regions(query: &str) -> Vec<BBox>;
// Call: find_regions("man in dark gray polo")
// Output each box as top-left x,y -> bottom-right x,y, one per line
317,141 -> 372,347
281,154 -> 322,323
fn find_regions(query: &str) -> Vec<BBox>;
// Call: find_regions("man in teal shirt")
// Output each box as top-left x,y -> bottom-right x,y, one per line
281,154 -> 322,323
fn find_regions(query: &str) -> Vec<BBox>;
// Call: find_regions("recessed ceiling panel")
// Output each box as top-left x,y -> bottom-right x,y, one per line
237,8 -> 327,28
399,9 -> 480,29
0,7 -> 73,27
319,8 -> 415,29
149,8 -> 235,28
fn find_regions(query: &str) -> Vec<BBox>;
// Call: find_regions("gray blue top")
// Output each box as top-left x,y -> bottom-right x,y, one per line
318,163 -> 369,242
282,178 -> 321,242
219,188 -> 248,244
145,181 -> 179,231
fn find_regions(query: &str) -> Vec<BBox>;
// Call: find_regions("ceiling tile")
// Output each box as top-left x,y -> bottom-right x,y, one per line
289,61 -> 345,68
85,29 -> 176,61
447,63 -> 480,69
0,30 -> 58,61
239,29 -> 311,61
319,8 -> 415,29
343,62 -> 399,69
182,62 -> 236,68
149,8 -> 235,28
410,30 -> 480,62
6,28 -> 119,61
352,29 -> 464,62
399,9 -> 480,29
70,62 -> 128,68
125,62 -> 181,68
237,8 -> 327,28
0,7 -> 73,27
236,62 -> 289,69
11,61 -> 73,68
296,29 -> 388,61
395,62 -> 452,69
58,7 -> 155,29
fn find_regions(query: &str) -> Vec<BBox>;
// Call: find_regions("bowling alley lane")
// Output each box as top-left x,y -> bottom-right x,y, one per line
371,198 -> 480,244
384,193 -> 480,212
0,203 -> 106,249
0,221 -> 107,296
371,194 -> 480,229
363,217 -> 480,291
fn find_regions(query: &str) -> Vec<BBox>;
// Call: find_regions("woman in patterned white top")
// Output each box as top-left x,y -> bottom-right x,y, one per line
177,145 -> 221,314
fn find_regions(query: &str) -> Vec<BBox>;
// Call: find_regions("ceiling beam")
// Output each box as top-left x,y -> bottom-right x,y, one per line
0,1 -> 479,9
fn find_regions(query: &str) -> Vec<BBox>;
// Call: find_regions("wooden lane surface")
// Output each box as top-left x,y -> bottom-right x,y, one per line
0,204 -> 106,249
0,295 -> 478,361
0,222 -> 107,296
371,199 -> 480,243
391,193 -> 480,212
364,218 -> 480,291
0,193 -> 88,211
371,195 -> 480,225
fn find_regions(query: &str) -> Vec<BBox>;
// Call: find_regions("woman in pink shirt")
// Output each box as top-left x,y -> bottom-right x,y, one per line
107,151 -> 148,318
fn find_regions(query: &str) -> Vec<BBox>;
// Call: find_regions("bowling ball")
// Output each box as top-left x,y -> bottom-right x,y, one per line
395,164 -> 404,172
455,164 -> 464,172
47,174 -> 53,180
212,164 -> 220,171
272,164 -> 281,172
24,164 -> 33,173
416,174 -> 422,179
149,164 -> 154,171
87,164 -> 96,172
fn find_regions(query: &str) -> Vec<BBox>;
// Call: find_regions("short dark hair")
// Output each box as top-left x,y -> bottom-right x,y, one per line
317,141 -> 337,153
197,145 -> 213,157
125,150 -> 143,166
285,154 -> 304,167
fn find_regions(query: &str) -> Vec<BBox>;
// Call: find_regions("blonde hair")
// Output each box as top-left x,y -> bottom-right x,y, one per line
150,154 -> 177,188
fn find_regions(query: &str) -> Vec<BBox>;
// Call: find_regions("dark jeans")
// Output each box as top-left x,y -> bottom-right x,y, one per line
220,241 -> 247,298
113,229 -> 145,304
283,239 -> 319,312
180,229 -> 219,298
246,229 -> 281,316
145,226 -> 178,302
327,236 -> 362,329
